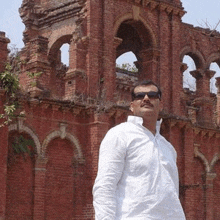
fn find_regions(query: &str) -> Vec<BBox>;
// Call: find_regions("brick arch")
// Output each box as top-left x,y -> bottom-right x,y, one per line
179,46 -> 205,69
194,146 -> 220,173
48,34 -> 72,65
206,53 -> 220,69
8,119 -> 41,155
114,13 -> 157,49
41,123 -> 84,163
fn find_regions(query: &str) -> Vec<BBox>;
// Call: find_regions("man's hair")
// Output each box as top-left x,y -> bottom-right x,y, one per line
131,80 -> 162,101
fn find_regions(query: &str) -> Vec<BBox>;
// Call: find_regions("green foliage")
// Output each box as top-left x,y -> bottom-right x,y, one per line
0,64 -> 20,127
7,135 -> 35,165
12,135 -> 35,156
27,71 -> 43,79
0,64 -> 19,96
116,63 -> 138,73
0,47 -> 25,126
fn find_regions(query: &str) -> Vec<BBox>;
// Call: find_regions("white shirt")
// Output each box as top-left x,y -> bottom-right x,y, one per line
93,116 -> 186,220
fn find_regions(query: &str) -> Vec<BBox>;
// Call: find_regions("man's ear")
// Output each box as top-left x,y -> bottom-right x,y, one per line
130,102 -> 134,112
159,101 -> 163,112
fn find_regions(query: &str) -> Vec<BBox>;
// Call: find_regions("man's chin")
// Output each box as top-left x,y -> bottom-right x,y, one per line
138,110 -> 155,117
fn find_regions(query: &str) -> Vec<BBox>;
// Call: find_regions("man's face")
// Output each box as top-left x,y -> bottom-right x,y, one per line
130,85 -> 163,119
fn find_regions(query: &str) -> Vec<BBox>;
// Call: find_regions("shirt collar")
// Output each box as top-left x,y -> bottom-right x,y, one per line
127,115 -> 162,133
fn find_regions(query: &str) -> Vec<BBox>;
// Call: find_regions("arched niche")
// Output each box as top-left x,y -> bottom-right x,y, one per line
41,123 -> 84,164
44,137 -> 76,219
6,130 -> 36,220
8,118 -> 41,155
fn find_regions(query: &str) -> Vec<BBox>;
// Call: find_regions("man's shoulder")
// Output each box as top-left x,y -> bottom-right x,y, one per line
106,121 -> 137,138
109,121 -> 131,133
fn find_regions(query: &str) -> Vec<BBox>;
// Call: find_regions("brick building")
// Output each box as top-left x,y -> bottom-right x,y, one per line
1,0 -> 220,219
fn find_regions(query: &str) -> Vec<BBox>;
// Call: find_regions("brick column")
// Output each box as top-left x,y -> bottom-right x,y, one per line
0,32 -> 10,73
20,36 -> 51,98
90,112 -> 110,181
204,172 -> 217,220
170,13 -> 183,116
33,156 -> 48,220
64,36 -> 89,100
138,48 -> 160,82
0,90 -> 8,220
216,77 -> 220,126
190,69 -> 215,96
182,124 -> 196,219
89,112 -> 110,220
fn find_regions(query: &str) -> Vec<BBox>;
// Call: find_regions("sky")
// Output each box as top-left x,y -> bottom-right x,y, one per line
0,0 -> 220,92
1,0 -> 220,51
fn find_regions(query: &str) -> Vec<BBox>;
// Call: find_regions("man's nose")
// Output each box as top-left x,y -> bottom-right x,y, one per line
143,94 -> 150,101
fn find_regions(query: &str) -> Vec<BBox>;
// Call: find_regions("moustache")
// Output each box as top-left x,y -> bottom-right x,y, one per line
141,100 -> 154,108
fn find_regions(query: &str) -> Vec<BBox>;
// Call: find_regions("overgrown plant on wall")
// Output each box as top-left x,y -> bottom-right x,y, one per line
0,63 -> 20,127
7,135 -> 35,166
12,135 -> 35,156
0,47 -> 26,127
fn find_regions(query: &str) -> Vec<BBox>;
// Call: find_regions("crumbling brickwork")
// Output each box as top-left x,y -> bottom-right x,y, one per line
1,0 -> 220,219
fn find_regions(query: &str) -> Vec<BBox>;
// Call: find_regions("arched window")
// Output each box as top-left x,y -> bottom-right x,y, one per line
60,43 -> 70,67
48,35 -> 72,78
183,55 -> 196,91
209,62 -> 220,94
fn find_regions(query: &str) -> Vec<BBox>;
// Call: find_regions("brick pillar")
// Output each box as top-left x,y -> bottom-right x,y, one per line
89,112 -> 110,219
33,156 -> 48,220
64,36 -> 89,100
86,0 -> 103,99
0,90 -> 8,220
138,48 -> 160,82
102,0 -> 117,102
187,106 -> 197,124
190,69 -> 215,96
170,12 -> 183,116
0,31 -> 10,220
90,112 -> 110,181
20,36 -> 51,97
0,32 -> 10,73
183,124 -> 196,219
216,77 -> 220,126
158,8 -> 171,113
204,172 -> 217,220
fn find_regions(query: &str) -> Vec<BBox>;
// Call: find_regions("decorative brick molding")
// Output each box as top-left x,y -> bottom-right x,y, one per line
194,144 -> 220,173
41,123 -> 84,164
8,118 -> 41,155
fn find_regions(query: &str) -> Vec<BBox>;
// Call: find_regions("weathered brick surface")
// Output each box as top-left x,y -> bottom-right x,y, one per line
0,0 -> 220,219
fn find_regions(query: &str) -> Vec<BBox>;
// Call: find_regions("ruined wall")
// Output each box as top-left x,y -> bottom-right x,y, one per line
0,0 -> 220,219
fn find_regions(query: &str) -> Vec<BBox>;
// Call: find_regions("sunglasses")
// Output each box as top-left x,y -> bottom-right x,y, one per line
133,91 -> 161,100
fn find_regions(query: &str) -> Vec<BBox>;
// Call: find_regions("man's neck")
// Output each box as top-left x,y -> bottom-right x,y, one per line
142,118 -> 157,135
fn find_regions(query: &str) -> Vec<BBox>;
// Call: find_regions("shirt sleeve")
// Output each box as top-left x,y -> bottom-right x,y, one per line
93,128 -> 126,220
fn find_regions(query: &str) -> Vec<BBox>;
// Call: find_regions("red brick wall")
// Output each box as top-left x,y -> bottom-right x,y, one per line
45,138 -> 75,219
1,0 -> 220,219
6,133 -> 35,220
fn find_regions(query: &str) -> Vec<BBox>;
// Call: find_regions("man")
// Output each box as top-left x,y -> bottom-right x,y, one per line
93,80 -> 186,220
